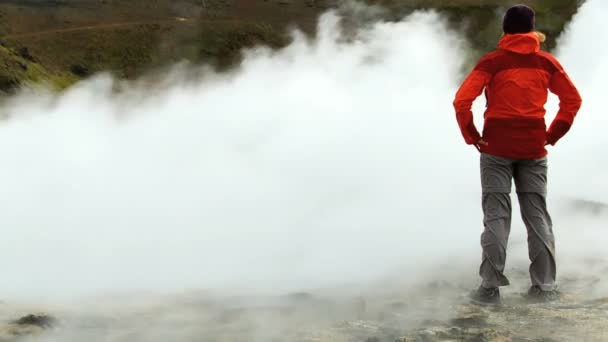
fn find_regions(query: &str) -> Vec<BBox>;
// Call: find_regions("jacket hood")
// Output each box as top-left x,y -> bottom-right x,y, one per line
498,32 -> 543,54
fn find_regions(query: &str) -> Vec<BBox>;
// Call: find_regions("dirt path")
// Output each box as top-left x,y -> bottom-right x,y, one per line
0,17 -> 197,40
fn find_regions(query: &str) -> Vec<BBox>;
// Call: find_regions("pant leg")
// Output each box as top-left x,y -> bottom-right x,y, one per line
514,157 -> 556,291
479,153 -> 514,288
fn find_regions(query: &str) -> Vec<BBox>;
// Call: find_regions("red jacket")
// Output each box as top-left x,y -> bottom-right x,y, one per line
453,32 -> 582,159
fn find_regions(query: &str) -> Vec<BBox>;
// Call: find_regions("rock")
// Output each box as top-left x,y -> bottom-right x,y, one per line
570,199 -> 608,216
13,314 -> 56,328
450,315 -> 487,328
0,75 -> 19,93
17,47 -> 36,62
284,292 -> 314,301
70,64 -> 91,77
0,314 -> 56,341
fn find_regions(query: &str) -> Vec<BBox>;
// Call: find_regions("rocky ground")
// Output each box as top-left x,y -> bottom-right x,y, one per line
2,265 -> 606,342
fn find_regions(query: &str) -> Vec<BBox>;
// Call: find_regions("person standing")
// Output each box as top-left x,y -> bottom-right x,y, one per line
453,5 -> 582,304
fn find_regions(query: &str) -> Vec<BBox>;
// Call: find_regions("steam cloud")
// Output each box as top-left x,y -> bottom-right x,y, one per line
0,0 -> 605,304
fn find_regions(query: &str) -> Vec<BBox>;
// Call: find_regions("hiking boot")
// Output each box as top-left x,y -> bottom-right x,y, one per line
470,286 -> 500,305
527,285 -> 560,303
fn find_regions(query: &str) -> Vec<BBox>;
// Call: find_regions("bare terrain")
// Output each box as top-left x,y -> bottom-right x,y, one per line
1,264 -> 607,341
0,0 -> 582,90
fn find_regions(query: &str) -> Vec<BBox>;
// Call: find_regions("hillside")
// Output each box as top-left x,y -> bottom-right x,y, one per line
0,43 -> 75,92
0,0 -> 583,91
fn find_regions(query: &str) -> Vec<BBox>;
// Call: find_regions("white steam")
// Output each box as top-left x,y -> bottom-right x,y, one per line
0,0 -> 606,301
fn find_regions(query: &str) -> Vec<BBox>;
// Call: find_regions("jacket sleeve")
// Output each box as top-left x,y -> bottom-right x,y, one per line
546,60 -> 582,145
453,57 -> 493,145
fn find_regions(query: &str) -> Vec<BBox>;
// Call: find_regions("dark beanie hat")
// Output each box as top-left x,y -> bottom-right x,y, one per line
503,5 -> 535,34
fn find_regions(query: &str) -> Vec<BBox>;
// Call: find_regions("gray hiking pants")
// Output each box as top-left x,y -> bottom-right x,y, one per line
479,153 -> 556,291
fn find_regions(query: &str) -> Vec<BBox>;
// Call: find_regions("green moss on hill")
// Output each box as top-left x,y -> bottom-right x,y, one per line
0,44 -> 77,92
